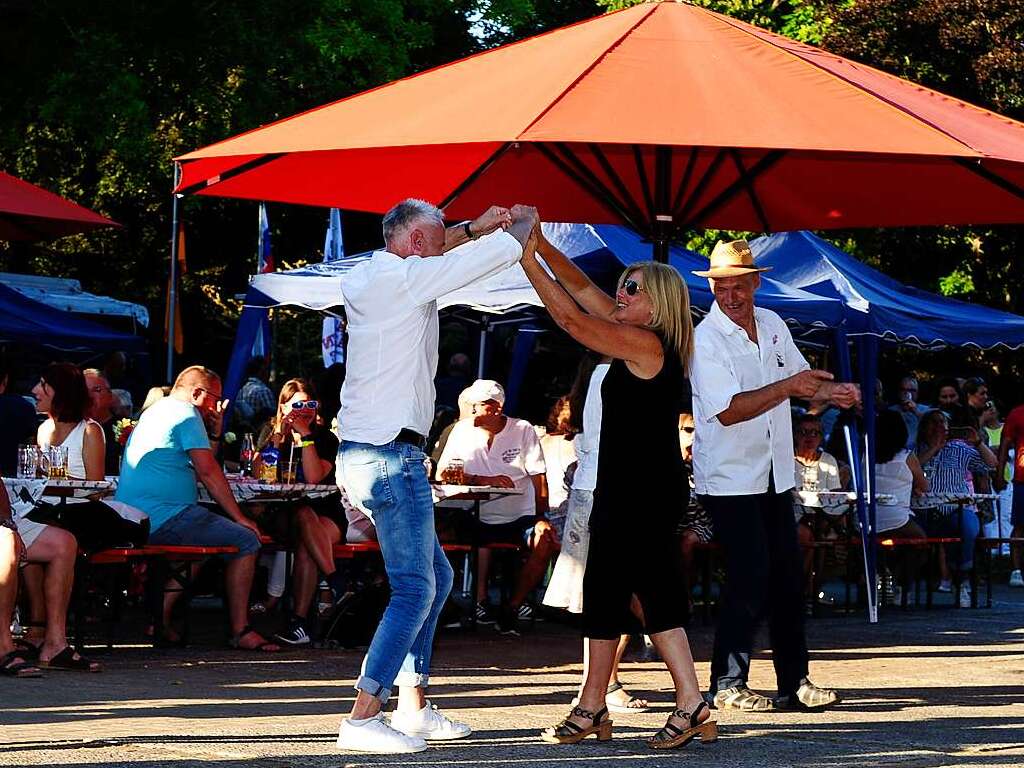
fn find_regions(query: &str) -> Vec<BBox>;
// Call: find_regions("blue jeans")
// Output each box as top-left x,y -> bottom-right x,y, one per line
149,504 -> 259,560
337,439 -> 454,704
927,507 -> 981,571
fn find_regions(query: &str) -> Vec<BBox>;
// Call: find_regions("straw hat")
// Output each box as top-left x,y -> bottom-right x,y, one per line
692,239 -> 772,278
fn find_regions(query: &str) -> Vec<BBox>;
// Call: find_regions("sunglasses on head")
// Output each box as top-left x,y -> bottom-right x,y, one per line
291,400 -> 319,411
623,278 -> 645,296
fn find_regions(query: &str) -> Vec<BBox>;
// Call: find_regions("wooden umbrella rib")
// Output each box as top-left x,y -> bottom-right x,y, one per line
681,150 -> 786,229
585,143 -> 650,230
951,158 -> 1024,202
729,148 -> 771,233
535,143 -> 643,231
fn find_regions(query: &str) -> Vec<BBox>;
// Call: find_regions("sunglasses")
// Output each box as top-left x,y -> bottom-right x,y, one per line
797,429 -> 822,437
291,400 -> 319,411
680,426 -> 695,434
623,279 -> 645,296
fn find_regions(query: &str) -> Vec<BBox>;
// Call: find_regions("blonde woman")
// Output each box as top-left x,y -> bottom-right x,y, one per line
521,228 -> 715,750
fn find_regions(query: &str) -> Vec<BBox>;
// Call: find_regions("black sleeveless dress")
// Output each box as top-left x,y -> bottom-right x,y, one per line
581,344 -> 691,639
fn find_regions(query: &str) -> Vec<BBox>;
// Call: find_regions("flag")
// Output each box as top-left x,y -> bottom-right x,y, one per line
322,208 -> 346,366
252,203 -> 273,358
163,222 -> 186,354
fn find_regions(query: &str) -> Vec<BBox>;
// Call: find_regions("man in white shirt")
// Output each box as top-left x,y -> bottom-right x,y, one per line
336,199 -> 537,754
690,239 -> 860,714
437,379 -> 554,635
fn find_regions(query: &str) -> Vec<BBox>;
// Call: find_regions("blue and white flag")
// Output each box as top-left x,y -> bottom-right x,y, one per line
253,203 -> 273,358
322,208 -> 346,366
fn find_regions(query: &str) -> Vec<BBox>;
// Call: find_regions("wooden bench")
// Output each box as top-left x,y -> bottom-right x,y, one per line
74,544 -> 240,649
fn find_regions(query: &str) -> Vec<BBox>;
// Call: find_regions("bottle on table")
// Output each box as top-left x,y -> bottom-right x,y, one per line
240,433 -> 255,478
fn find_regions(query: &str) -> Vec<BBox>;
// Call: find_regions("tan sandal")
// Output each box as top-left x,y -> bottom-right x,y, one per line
647,701 -> 717,750
541,705 -> 612,744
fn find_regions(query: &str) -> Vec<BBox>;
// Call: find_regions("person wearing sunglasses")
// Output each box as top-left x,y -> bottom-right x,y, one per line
689,239 -> 860,714
519,224 -> 713,750
247,378 -> 350,646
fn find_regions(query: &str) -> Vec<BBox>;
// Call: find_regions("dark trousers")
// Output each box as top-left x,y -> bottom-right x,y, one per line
700,486 -> 808,696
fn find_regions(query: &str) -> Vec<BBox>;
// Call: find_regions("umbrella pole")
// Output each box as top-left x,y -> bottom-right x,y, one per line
166,185 -> 181,383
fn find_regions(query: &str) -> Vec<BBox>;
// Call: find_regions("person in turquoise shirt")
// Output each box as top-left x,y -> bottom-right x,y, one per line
114,365 -> 279,651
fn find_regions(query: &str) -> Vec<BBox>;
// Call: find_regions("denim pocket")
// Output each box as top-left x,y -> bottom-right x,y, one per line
340,453 -> 394,515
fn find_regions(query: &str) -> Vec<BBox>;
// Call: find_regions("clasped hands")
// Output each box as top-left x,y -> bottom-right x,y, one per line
789,369 -> 861,410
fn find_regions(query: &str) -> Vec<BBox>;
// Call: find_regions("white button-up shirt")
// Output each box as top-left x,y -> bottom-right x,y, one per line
691,301 -> 809,496
338,231 -> 522,446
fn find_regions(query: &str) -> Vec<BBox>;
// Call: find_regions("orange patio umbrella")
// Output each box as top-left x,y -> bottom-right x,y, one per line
175,0 -> 1024,259
0,170 -> 119,241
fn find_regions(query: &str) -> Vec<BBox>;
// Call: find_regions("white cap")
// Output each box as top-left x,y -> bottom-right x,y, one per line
461,379 -> 506,407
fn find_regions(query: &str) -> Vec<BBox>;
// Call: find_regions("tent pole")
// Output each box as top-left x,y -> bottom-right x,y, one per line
477,319 -> 489,379
653,146 -> 672,263
166,183 -> 181,384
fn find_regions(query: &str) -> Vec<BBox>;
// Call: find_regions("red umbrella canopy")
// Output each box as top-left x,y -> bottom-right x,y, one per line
0,171 -> 119,241
175,1 -> 1024,243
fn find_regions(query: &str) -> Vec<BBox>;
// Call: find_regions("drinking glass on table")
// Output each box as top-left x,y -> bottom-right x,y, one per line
17,445 -> 38,479
442,458 -> 465,485
48,445 -> 69,479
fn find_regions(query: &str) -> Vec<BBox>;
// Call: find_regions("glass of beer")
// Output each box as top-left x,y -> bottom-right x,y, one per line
47,445 -> 69,479
443,458 -> 465,485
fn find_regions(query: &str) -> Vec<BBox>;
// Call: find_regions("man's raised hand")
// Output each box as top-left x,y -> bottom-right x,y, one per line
471,206 -> 512,237
506,204 -> 540,249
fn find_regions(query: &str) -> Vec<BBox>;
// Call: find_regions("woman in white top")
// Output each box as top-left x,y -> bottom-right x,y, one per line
20,363 -> 109,672
542,354 -> 650,716
872,411 -> 929,600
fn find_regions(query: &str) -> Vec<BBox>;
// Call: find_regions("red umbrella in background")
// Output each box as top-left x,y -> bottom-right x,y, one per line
0,170 -> 119,241
175,1 -> 1024,260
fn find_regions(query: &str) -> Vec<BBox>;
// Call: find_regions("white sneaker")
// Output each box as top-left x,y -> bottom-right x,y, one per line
336,713 -> 427,753
959,583 -> 972,608
390,700 -> 472,741
937,579 -> 952,593
1009,570 -> 1024,588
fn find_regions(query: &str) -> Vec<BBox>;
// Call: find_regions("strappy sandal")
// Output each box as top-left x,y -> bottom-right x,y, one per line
541,705 -> 612,744
647,701 -> 717,750
1,650 -> 43,678
713,685 -> 775,711
228,625 -> 281,652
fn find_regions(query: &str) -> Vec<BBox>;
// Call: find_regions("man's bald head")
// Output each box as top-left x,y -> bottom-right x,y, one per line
173,365 -> 221,392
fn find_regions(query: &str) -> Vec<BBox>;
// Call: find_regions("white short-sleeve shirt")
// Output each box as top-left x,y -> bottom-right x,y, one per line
691,301 -> 809,496
438,416 -> 546,524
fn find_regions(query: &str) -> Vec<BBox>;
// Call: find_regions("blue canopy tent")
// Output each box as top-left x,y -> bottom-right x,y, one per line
751,230 -> 1024,621
0,281 -> 143,352
751,231 -> 1024,350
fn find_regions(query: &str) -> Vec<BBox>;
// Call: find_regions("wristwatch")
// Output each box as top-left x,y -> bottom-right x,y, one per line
0,518 -> 17,533
463,220 -> 475,240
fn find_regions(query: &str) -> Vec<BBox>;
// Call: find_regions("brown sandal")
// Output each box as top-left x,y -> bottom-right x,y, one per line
647,701 -> 717,749
541,705 -> 612,744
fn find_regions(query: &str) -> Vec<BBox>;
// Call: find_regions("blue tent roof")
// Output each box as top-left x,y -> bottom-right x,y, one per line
553,224 -> 845,339
750,231 -> 1024,350
0,281 -> 142,351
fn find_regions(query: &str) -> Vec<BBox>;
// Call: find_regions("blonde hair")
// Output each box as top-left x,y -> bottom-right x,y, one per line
617,261 -> 694,373
273,378 -> 318,431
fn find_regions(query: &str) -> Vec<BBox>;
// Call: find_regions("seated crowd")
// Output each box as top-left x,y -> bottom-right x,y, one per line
1,349 -> 1022,680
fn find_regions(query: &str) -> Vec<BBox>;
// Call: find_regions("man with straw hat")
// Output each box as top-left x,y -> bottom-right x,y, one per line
690,239 -> 860,713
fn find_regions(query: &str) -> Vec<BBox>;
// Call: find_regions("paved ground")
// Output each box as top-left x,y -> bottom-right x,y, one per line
3,588 -> 1024,768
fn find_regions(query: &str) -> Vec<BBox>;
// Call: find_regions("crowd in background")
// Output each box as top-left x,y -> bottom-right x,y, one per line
1,346 -> 1021,679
